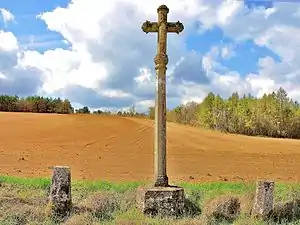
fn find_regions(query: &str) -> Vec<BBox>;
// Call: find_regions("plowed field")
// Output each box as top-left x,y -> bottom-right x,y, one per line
1,112 -> 300,183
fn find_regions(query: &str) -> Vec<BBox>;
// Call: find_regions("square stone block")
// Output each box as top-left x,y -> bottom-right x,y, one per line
252,180 -> 274,218
136,186 -> 185,217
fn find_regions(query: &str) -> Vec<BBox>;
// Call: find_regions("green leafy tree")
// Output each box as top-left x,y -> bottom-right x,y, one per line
0,95 -> 74,114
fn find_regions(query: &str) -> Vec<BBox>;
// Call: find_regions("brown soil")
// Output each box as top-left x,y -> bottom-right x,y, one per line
1,112 -> 300,183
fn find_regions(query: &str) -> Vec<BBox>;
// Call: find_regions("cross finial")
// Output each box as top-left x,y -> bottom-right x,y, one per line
157,5 -> 169,13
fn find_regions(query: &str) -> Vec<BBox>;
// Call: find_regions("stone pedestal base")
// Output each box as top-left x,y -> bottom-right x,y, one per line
136,186 -> 185,217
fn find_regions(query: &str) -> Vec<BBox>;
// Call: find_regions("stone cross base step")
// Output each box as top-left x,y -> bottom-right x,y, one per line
136,186 -> 185,217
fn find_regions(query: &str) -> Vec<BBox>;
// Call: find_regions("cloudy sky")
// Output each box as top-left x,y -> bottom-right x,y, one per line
0,0 -> 300,112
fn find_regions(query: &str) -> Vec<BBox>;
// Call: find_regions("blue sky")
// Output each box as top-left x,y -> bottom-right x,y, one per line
186,26 -> 281,76
0,0 -> 68,51
0,0 -> 300,111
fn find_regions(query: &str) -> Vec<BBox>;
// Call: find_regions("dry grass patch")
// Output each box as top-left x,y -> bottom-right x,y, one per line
63,213 -> 95,225
203,195 -> 241,224
239,191 -> 255,216
0,204 -> 47,224
109,219 -> 142,225
269,199 -> 300,223
118,191 -> 136,213
234,215 -> 267,225
76,192 -> 119,220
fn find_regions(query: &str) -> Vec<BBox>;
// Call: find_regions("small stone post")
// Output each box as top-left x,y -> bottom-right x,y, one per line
252,180 -> 274,219
49,166 -> 72,220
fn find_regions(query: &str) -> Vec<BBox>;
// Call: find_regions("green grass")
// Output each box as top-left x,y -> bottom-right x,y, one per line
0,175 -> 255,192
2,175 -> 300,205
0,175 -> 145,192
0,176 -> 51,189
1,175 -> 300,224
1,175 -> 300,203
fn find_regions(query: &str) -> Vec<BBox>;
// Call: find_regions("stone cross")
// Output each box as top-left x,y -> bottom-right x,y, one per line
142,5 -> 184,187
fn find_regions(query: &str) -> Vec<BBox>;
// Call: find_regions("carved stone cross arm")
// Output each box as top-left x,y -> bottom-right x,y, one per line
142,20 -> 184,34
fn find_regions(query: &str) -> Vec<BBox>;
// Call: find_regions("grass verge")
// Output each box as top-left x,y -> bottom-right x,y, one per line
1,176 -> 300,224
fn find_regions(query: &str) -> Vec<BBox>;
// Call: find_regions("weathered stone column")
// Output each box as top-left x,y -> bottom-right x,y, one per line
153,4 -> 169,187
138,5 -> 185,217
49,166 -> 72,220
141,5 -> 183,187
252,180 -> 274,219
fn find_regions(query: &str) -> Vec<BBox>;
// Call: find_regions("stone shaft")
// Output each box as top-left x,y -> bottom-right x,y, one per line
141,5 -> 184,187
154,5 -> 168,187
49,166 -> 72,219
252,180 -> 274,218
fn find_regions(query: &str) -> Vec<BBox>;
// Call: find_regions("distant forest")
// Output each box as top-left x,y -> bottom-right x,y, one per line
1,87 -> 300,139
0,95 -> 74,114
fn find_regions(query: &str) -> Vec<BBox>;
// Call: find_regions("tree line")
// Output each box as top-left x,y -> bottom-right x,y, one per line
0,95 -> 146,117
77,105 -> 146,117
1,87 -> 300,139
148,87 -> 300,139
0,95 -> 74,114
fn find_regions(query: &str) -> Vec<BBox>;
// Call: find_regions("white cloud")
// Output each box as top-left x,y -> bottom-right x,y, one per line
221,45 -> 235,59
2,0 -> 300,110
135,99 -> 155,112
18,34 -> 68,50
0,8 -> 15,27
179,81 -> 209,104
19,0 -> 208,109
216,0 -> 241,25
197,1 -> 300,100
0,0 -> 251,109
19,47 -> 108,94
265,7 -> 277,19
0,31 -> 43,96
0,31 -> 18,51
